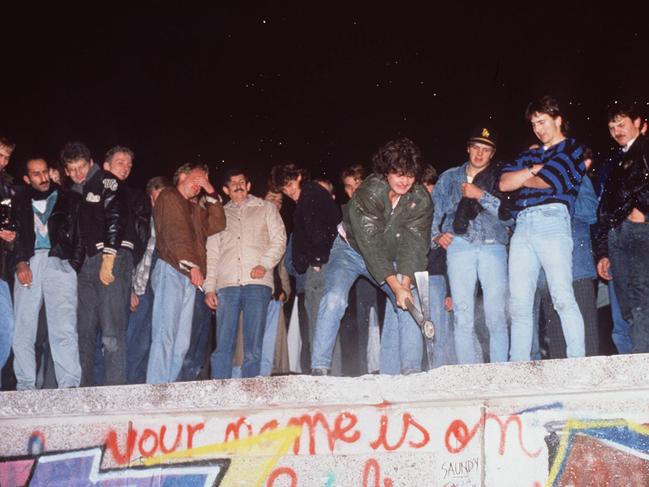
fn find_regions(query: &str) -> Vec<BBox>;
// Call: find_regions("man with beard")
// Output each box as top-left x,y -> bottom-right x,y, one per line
12,157 -> 83,389
204,170 -> 286,379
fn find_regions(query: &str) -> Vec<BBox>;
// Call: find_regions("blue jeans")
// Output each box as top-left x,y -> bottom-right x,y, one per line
260,299 -> 282,376
13,251 -> 81,389
509,204 -> 585,361
447,238 -> 509,364
0,279 -> 13,382
147,260 -> 196,384
211,284 -> 272,379
126,253 -> 158,384
608,221 -> 649,353
427,275 -> 456,368
609,278 -> 632,354
313,237 -> 423,373
378,286 -> 425,374
126,286 -> 154,384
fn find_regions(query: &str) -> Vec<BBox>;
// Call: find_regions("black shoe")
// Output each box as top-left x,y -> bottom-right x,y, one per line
311,368 -> 329,376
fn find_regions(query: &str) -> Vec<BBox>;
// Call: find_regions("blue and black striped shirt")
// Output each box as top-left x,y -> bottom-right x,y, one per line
501,138 -> 586,218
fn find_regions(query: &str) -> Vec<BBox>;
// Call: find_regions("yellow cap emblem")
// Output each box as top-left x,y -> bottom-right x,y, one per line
481,128 -> 490,138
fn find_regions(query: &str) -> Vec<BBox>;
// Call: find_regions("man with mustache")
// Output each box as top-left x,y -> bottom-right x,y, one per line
595,101 -> 649,353
204,170 -> 286,379
12,157 -> 83,389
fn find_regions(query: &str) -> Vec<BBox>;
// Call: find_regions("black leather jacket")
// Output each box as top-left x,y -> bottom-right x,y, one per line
122,185 -> 151,266
0,172 -> 15,280
291,181 -> 341,273
14,185 -> 85,271
595,135 -> 649,259
78,166 -> 127,257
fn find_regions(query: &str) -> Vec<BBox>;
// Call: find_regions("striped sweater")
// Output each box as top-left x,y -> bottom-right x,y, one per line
500,138 -> 587,219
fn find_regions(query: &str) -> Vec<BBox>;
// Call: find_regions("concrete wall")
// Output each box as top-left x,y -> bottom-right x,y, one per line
1,354 -> 649,486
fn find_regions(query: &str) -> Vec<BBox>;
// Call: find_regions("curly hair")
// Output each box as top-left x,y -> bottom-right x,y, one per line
371,138 -> 423,181
269,163 -> 309,192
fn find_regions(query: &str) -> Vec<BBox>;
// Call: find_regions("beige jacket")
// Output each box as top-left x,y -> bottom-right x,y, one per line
204,195 -> 286,293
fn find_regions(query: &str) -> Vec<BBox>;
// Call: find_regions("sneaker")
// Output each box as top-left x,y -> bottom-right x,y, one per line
311,368 -> 329,376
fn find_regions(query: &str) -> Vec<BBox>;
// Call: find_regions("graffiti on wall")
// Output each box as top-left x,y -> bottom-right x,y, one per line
0,447 -> 229,487
0,426 -> 302,487
0,401 -> 438,487
546,418 -> 649,487
8,401 -> 649,486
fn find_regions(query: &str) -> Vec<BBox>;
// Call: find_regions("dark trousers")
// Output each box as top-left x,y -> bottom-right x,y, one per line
609,221 -> 649,353
339,276 -> 382,376
77,250 -> 133,386
177,289 -> 214,381
542,278 -> 599,358
296,292 -> 310,373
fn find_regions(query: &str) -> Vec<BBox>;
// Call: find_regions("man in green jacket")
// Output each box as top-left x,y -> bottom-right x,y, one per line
310,138 -> 433,375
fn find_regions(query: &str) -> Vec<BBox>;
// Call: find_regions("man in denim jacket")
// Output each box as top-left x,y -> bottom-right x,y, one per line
432,127 -> 510,364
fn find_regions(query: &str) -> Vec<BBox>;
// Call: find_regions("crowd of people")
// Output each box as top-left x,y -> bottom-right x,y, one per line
0,94 -> 647,389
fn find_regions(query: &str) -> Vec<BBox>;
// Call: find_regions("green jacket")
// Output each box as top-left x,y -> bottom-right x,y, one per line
343,174 -> 433,283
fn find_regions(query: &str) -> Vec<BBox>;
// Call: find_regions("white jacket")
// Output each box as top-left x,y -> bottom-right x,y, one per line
204,195 -> 286,293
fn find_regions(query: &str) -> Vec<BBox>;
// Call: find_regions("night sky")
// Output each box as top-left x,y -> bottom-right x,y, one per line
3,3 -> 649,194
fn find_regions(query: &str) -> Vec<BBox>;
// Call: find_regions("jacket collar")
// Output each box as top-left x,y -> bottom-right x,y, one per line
225,194 -> 262,208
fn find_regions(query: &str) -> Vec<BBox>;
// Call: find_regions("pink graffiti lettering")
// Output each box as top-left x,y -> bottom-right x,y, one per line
369,413 -> 430,451
444,414 -> 541,458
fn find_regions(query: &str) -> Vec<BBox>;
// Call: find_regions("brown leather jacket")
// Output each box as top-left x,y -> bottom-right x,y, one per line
154,187 -> 225,278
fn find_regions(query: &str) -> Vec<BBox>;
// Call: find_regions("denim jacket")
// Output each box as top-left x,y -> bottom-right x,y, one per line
571,176 -> 597,281
432,163 -> 511,246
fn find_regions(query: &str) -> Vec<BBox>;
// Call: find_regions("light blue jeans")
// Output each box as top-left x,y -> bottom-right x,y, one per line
13,251 -> 81,389
447,238 -> 509,364
312,236 -> 423,374
0,279 -> 13,384
509,203 -> 585,361
378,286 -> 424,374
427,275 -> 456,368
147,260 -> 196,384
260,299 -> 282,376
